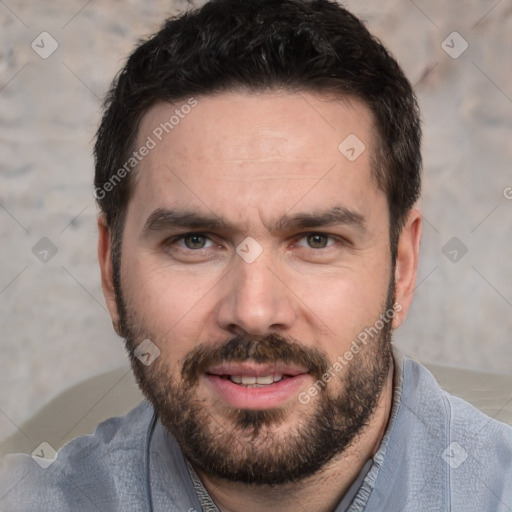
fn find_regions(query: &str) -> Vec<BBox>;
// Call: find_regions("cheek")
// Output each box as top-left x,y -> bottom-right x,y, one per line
121,255 -> 219,356
293,263 -> 390,336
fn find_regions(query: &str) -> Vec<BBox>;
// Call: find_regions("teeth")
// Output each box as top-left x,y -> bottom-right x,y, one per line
254,375 -> 273,385
228,374 -> 284,385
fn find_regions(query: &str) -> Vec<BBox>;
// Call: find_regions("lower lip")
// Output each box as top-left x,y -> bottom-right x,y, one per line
204,374 -> 310,409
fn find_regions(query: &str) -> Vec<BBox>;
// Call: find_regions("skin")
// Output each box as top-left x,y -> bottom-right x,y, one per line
98,90 -> 421,512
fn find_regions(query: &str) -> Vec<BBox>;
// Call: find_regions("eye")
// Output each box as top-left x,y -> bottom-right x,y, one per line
175,233 -> 215,250
296,233 -> 335,249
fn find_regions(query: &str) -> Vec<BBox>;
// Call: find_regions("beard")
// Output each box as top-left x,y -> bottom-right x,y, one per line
113,255 -> 394,485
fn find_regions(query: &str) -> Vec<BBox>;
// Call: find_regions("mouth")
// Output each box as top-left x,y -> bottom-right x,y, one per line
215,373 -> 293,387
203,363 -> 310,409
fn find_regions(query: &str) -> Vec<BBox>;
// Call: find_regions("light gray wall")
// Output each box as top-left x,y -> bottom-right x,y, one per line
1,0 -> 511,442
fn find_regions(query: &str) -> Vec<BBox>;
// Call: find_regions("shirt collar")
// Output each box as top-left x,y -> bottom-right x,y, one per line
343,344 -> 405,510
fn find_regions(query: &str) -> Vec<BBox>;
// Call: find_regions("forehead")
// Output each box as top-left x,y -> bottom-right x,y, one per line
128,90 -> 383,231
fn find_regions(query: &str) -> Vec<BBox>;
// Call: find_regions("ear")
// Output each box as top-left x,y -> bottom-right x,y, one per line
97,215 -> 122,335
392,208 -> 422,329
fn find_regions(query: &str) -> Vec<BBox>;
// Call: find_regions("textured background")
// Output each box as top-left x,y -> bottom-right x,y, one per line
1,0 -> 511,443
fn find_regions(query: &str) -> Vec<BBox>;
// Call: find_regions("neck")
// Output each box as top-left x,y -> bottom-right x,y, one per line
193,361 -> 395,512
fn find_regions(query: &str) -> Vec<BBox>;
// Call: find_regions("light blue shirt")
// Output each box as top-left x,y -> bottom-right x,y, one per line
1,350 -> 511,511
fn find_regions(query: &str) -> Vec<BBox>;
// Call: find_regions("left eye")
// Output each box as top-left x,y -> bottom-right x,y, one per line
296,234 -> 335,249
177,234 -> 215,250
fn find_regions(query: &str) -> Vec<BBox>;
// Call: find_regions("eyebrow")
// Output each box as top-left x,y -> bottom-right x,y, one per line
270,206 -> 366,233
142,206 -> 366,235
143,209 -> 229,233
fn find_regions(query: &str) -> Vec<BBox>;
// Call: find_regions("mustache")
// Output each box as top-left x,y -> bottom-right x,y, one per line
181,334 -> 330,386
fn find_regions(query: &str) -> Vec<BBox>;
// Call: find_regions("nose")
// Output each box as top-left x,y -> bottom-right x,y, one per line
215,250 -> 296,337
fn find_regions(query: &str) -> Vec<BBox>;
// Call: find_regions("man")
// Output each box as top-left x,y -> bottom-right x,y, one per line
1,0 -> 511,510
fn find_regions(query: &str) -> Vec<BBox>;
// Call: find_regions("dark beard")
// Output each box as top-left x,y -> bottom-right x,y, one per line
114,255 -> 394,485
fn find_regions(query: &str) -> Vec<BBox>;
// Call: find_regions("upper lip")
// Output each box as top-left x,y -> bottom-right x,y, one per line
206,362 -> 308,378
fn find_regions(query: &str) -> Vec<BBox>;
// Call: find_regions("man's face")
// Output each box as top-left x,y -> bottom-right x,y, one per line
107,91 -> 401,483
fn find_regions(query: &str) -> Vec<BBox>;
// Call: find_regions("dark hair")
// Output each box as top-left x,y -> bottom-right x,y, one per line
94,0 -> 421,262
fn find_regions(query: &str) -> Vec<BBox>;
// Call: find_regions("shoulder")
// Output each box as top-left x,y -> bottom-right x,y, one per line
0,401 -> 154,511
442,390 -> 512,507
404,354 -> 512,443
402,355 -> 512,509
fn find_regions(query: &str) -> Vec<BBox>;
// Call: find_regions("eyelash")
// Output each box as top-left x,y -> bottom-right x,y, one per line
166,232 -> 341,251
172,233 -> 217,250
